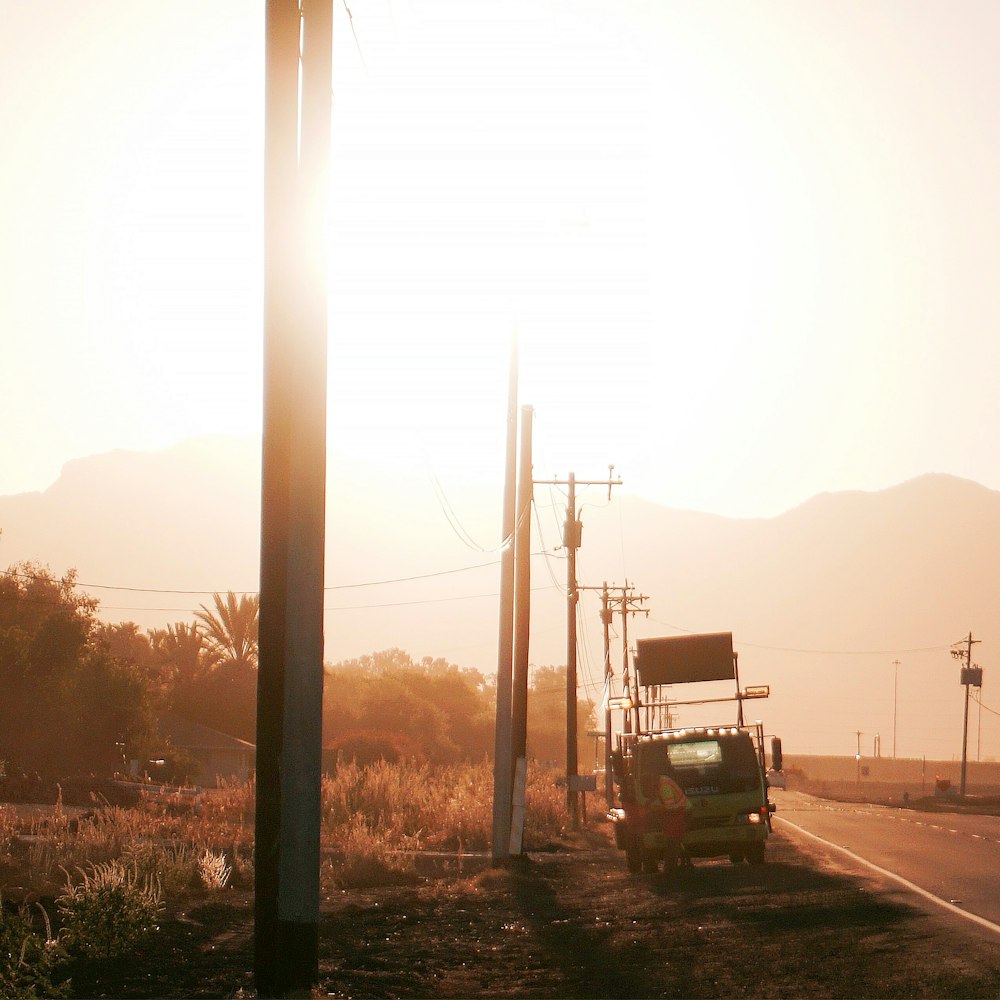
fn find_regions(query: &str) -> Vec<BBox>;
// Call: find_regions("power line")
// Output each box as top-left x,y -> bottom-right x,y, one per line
645,615 -> 955,656
1,556 -> 553,597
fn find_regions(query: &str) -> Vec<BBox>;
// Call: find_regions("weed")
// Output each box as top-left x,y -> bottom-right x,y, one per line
198,848 -> 232,890
57,860 -> 163,959
0,899 -> 69,998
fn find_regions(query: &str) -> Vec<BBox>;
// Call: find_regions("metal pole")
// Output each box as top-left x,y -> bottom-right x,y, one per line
256,2 -> 331,995
566,473 -> 579,827
491,339 -> 518,863
733,651 -> 743,726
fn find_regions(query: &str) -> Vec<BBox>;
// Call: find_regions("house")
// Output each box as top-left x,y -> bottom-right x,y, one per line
157,714 -> 255,787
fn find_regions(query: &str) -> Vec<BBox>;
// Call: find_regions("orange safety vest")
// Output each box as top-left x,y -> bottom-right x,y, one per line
655,775 -> 686,811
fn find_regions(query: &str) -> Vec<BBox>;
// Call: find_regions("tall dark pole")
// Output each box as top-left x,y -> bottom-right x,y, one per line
511,405 -> 533,768
256,2 -> 331,996
566,472 -> 579,827
491,340 -> 518,863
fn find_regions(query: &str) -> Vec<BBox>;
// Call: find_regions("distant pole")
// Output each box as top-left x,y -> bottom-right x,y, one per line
961,654 -> 972,797
491,339 -> 518,863
956,631 -> 980,797
892,659 -> 900,759
511,406 -> 533,771
620,584 -> 636,735
565,472 -> 579,828
601,583 -> 613,806
855,730 -> 862,784
533,470 -> 621,824
256,1 -> 332,996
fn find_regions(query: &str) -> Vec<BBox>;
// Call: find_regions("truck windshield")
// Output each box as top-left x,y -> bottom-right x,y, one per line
653,735 -> 760,794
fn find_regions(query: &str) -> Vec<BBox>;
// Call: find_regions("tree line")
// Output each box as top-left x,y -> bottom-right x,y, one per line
0,562 -> 595,781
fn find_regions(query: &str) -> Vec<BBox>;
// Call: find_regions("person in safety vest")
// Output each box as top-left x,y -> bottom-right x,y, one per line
641,758 -> 688,865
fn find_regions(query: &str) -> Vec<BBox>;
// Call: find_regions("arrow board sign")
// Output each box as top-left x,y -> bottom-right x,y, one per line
635,632 -> 735,686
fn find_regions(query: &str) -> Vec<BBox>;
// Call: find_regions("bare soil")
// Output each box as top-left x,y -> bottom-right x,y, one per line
61,821 -> 1000,999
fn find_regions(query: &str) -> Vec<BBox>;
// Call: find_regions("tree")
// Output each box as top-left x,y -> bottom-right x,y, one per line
194,592 -> 259,670
151,597 -> 260,743
149,621 -> 218,688
323,649 -> 495,764
0,563 -> 158,777
526,664 -> 596,768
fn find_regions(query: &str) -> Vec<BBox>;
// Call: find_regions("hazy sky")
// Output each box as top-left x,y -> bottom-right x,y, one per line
3,0 -> 999,518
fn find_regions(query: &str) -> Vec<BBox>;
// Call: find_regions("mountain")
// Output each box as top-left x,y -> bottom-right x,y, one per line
1,439 -> 997,760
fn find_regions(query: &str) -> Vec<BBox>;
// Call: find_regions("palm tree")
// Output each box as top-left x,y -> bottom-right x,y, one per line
194,592 -> 259,671
150,621 -> 218,684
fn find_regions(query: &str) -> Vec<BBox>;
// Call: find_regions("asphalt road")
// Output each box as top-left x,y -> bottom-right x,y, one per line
773,788 -> 1000,931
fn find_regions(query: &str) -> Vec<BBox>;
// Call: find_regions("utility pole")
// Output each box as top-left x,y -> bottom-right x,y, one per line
892,659 -> 900,759
600,584 -> 612,806
256,2 -> 332,996
566,472 -> 578,826
534,468 -> 621,826
951,632 -> 982,797
605,583 -> 649,735
491,341 -> 518,863
855,730 -> 862,784
577,581 -> 642,807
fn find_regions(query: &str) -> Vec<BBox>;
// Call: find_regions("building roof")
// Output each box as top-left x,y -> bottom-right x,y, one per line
158,714 -> 256,753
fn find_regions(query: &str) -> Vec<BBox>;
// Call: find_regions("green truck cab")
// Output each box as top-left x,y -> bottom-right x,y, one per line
609,723 -> 780,873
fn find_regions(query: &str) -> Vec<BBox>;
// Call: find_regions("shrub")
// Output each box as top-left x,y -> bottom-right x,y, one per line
0,900 -> 69,998
57,860 -> 163,959
198,849 -> 232,890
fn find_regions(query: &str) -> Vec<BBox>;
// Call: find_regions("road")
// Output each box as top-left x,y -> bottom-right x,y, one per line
773,788 -> 1000,931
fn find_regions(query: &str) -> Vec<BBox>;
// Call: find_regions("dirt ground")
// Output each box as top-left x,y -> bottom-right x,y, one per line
64,821 -> 1000,999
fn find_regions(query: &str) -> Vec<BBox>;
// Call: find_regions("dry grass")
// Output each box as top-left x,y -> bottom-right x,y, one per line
0,759 -> 570,900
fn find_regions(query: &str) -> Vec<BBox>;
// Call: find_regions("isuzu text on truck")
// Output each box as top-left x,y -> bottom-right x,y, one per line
607,632 -> 783,874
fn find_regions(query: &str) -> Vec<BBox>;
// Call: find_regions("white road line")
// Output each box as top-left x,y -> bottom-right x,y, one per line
775,815 -> 1000,938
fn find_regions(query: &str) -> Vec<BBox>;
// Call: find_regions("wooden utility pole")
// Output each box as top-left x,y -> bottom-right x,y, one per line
566,473 -> 578,825
256,1 -> 332,996
952,631 -> 982,797
601,584 -> 612,805
534,469 -> 621,826
578,581 -> 644,805
491,342 -> 518,863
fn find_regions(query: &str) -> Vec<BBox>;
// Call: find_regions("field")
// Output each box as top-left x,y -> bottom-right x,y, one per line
3,769 -> 1000,998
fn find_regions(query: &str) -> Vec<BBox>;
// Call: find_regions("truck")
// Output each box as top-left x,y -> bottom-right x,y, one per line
606,631 -> 782,873
609,721 -> 781,872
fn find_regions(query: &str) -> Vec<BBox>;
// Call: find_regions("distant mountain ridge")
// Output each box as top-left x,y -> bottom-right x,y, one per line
1,439 -> 997,758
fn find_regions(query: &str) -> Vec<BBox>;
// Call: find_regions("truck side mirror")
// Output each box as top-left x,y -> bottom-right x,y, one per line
770,737 -> 783,773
